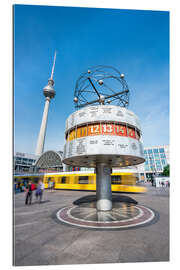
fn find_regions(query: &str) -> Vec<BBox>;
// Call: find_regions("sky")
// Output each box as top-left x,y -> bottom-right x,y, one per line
14,5 -> 169,154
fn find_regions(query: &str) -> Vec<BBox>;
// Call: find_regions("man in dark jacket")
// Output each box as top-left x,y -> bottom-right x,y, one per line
25,181 -> 33,205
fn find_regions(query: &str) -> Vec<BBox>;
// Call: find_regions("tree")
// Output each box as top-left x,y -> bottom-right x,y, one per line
163,164 -> 170,177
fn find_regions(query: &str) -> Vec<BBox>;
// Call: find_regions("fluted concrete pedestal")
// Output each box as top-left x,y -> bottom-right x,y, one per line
96,163 -> 112,211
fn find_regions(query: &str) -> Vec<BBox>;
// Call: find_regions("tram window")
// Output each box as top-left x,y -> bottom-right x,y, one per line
34,178 -> 40,183
23,178 -> 29,182
111,175 -> 121,184
61,177 -> 66,184
78,176 -> 89,184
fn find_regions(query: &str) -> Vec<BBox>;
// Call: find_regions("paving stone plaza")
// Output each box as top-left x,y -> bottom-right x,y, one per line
14,184 -> 169,266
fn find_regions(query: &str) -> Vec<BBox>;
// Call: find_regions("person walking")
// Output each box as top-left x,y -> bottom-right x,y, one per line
35,181 -> 41,202
50,181 -> 54,192
48,180 -> 51,191
35,180 -> 45,203
52,181 -> 55,191
39,180 -> 45,202
25,181 -> 33,205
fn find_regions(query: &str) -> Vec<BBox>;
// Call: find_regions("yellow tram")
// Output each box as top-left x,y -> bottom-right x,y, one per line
14,170 -> 147,193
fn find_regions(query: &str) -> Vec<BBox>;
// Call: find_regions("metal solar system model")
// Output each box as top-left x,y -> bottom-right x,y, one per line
63,66 -> 144,211
57,66 -> 156,230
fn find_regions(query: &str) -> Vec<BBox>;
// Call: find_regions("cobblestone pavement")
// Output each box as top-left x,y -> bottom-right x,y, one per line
14,185 -> 169,266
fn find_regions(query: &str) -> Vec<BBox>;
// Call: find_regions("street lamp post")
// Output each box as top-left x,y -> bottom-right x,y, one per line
149,156 -> 157,186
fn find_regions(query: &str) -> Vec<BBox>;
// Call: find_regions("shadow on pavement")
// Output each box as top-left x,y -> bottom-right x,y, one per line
31,200 -> 51,205
73,195 -> 138,208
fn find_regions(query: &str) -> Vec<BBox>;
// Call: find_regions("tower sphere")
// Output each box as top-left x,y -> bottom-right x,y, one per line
120,73 -> 125,79
99,94 -> 105,103
74,97 -> 78,103
43,79 -> 56,99
98,79 -> 103,85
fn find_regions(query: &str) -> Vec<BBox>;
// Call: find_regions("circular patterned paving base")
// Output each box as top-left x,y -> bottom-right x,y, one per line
56,203 -> 156,230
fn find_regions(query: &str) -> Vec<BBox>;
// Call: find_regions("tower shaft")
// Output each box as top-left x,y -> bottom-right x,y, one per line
35,52 -> 56,156
35,97 -> 51,156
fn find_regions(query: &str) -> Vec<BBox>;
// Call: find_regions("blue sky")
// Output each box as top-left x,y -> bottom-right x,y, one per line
14,5 -> 169,154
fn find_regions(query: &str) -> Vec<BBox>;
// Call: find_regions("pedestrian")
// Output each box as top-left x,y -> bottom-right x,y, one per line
35,181 -> 41,202
39,180 -> 44,202
14,182 -> 17,193
20,182 -> 24,192
50,181 -> 53,192
48,180 -> 51,191
21,185 -> 25,192
50,181 -> 54,192
35,180 -> 45,203
17,182 -> 21,193
25,181 -> 33,205
52,181 -> 55,191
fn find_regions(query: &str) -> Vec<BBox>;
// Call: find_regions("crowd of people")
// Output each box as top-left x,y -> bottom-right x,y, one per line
14,180 -> 45,205
159,181 -> 170,188
14,180 -> 56,205
25,180 -> 45,205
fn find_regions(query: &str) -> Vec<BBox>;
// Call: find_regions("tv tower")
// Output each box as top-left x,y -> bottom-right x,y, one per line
35,52 -> 56,156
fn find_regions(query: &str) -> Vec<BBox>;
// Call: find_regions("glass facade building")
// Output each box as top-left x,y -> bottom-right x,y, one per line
143,145 -> 169,174
135,145 -> 169,181
14,152 -> 37,174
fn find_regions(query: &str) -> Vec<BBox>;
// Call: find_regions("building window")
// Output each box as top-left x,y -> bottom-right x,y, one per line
161,159 -> 167,165
155,160 -> 161,165
145,160 -> 149,165
156,165 -> 162,171
153,149 -> 159,153
154,154 -> 160,159
145,166 -> 150,171
159,148 -> 165,153
149,159 -> 154,164
148,149 -> 153,154
144,150 -> 147,154
160,153 -> 166,159
16,157 -> 22,161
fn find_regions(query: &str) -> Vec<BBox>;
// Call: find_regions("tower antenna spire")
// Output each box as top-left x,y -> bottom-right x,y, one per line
50,51 -> 56,80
